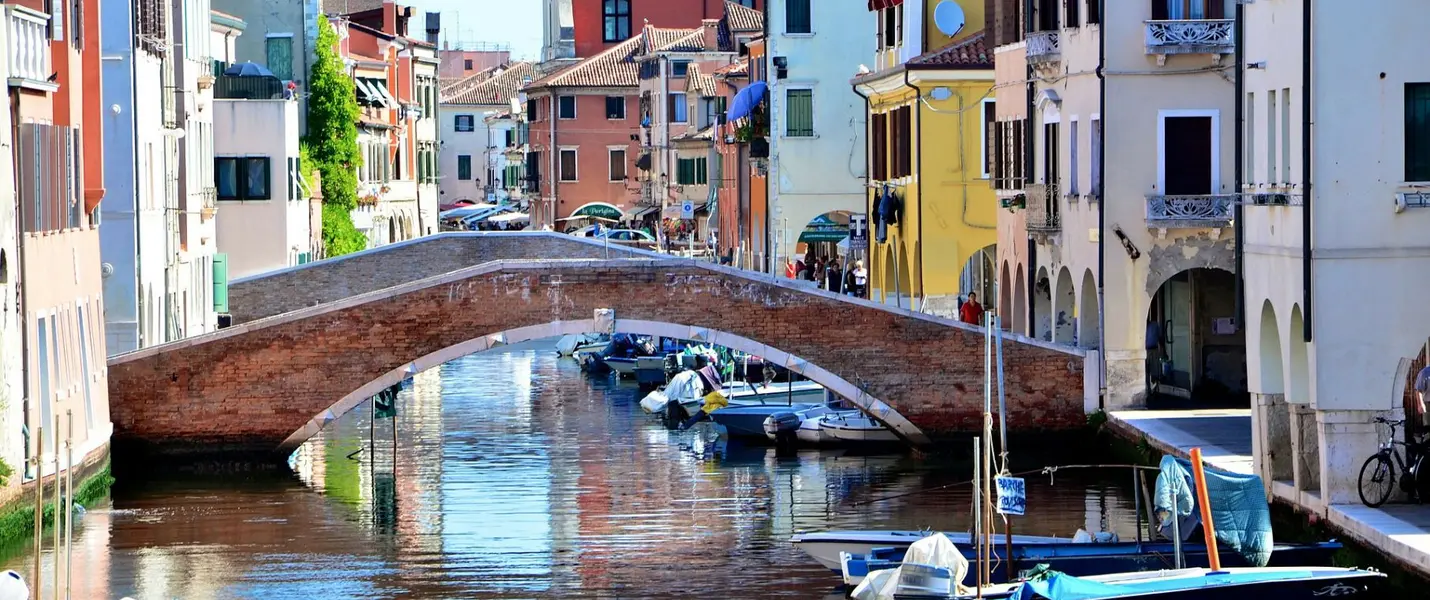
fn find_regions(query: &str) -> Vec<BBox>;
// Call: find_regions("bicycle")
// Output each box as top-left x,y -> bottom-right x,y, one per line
1357,417 -> 1427,507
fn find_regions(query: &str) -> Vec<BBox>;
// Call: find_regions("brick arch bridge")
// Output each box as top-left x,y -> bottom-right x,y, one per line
106,234 -> 1091,460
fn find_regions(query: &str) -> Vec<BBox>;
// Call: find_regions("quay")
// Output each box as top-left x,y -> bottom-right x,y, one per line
1107,409 -> 1430,577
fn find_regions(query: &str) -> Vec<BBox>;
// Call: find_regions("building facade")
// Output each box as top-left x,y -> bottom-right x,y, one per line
765,0 -> 875,276
855,0 -> 998,316
992,0 -> 1240,411
213,97 -> 313,279
439,62 -> 535,205
210,0 -> 321,133
8,0 -> 113,499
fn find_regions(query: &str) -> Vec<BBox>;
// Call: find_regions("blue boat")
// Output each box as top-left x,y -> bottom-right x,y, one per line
880,565 -> 1383,600
709,403 -> 817,438
839,538 -> 1345,587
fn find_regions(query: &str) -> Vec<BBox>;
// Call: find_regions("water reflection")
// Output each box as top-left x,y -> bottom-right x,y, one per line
5,341 -> 1138,599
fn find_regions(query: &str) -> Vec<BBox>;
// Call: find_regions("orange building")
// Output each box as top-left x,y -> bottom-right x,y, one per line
710,38 -> 768,266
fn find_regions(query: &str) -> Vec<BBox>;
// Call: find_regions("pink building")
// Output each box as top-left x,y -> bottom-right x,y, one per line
438,47 -> 511,80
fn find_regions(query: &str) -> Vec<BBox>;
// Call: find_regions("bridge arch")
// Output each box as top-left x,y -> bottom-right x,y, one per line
285,318 -> 932,451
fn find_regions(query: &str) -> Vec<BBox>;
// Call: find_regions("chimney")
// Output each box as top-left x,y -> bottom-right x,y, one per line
702,19 -> 720,51
427,12 -> 441,45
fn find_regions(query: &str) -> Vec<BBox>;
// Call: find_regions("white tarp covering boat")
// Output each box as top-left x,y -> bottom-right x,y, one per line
640,370 -> 705,414
850,533 -> 969,600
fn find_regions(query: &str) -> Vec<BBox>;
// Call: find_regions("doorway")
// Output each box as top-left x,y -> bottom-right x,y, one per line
1162,115 -> 1213,196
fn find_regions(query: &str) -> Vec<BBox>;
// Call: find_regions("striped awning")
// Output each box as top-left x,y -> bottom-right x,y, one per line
868,0 -> 904,11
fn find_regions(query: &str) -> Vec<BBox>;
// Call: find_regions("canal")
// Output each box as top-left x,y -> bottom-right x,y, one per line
5,340 -> 1141,599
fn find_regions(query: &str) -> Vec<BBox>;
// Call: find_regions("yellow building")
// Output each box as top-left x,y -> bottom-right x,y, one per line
853,0 -> 998,319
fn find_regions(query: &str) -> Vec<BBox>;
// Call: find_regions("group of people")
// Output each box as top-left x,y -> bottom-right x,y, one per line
790,254 -> 869,297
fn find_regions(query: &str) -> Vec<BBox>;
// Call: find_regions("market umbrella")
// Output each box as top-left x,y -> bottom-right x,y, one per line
224,61 -> 276,78
726,81 -> 768,122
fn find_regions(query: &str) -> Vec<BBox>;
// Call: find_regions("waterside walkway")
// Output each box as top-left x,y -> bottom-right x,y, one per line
1106,409 -> 1430,577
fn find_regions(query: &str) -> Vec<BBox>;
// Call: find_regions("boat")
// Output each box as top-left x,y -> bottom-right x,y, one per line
639,376 -> 826,416
604,356 -> 638,376
818,411 -> 900,443
793,530 -> 1067,572
634,356 -> 668,386
870,565 -> 1384,600
764,401 -> 864,444
555,333 -> 608,356
837,536 -> 1347,586
708,403 -> 818,438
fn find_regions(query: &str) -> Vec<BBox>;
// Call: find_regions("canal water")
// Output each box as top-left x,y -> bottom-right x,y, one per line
5,341 -> 1142,599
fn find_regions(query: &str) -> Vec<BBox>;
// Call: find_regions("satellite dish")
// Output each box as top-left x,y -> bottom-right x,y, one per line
933,1 -> 967,38
929,87 -> 954,101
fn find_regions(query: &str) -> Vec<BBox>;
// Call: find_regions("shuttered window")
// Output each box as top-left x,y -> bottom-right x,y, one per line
871,112 -> 888,181
265,36 -> 294,80
1408,83 -> 1430,181
677,158 -> 708,185
786,89 -> 813,137
786,0 -> 811,34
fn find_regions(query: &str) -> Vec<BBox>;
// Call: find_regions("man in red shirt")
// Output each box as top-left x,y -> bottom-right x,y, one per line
960,292 -> 984,325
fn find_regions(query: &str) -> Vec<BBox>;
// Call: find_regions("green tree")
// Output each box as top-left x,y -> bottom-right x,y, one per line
305,16 -> 367,256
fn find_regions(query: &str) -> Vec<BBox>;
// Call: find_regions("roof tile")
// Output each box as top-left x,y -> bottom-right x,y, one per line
907,32 -> 992,69
525,35 -> 646,89
725,1 -> 763,33
441,62 -> 536,105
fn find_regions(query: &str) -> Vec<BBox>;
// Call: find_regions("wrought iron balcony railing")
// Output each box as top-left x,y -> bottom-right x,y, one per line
1026,31 -> 1061,66
1145,194 -> 1235,226
1026,182 -> 1061,232
1144,20 -> 1234,61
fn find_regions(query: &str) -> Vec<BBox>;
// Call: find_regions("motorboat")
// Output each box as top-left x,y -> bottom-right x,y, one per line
864,566 -> 1383,600
555,333 -> 608,357
818,411 -> 900,443
764,401 -> 861,444
604,356 -> 639,376
837,536 -> 1347,587
792,530 -> 1067,572
708,403 -> 817,438
639,376 -> 825,416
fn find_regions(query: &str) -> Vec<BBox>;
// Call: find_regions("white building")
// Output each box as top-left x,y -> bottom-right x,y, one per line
483,111 -> 517,204
213,98 -> 312,279
1242,1 -> 1430,509
763,0 -> 875,269
439,62 -> 535,205
0,5 -> 23,484
405,41 -> 441,234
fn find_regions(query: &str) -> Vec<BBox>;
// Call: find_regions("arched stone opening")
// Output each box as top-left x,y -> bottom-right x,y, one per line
1013,264 -> 1027,337
879,243 -> 896,305
1286,305 -> 1318,493
1255,300 -> 1291,483
1033,267 -> 1052,342
959,244 -> 997,317
1077,269 -> 1099,349
1053,267 -> 1076,345
999,261 -> 1012,331
280,319 -> 930,451
1145,267 -> 1246,408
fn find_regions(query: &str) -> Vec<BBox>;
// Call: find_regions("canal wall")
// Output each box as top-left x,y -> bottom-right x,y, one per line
0,444 -> 113,548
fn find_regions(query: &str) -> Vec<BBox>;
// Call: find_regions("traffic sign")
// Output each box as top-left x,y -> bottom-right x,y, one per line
680,200 -> 695,219
849,213 -> 869,251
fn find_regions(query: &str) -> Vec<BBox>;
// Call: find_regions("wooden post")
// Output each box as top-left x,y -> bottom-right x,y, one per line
32,426 -> 42,600
65,411 -> 73,599
1189,447 -> 1221,571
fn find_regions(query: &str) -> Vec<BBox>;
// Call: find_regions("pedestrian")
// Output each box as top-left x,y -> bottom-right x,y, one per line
959,291 -> 984,325
848,260 -> 868,297
825,258 -> 843,293
1415,364 -> 1430,440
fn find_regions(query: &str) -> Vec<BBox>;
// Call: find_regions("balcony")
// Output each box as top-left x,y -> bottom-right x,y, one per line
1026,31 -> 1061,67
1144,20 -> 1234,64
1145,194 -> 1235,228
6,5 -> 54,90
1025,183 -> 1061,233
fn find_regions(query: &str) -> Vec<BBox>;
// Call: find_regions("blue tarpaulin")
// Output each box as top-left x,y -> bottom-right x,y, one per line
1014,568 -> 1326,600
1153,455 -> 1274,567
726,81 -> 768,122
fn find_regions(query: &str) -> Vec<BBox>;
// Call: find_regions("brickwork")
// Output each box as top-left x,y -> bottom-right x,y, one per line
227,233 -> 645,323
111,246 -> 1087,459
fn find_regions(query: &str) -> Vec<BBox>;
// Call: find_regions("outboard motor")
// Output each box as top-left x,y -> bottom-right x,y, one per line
663,399 -> 691,429
765,412 -> 801,449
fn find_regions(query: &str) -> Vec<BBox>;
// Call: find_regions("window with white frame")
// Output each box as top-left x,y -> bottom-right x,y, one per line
669,93 -> 688,123
786,89 -> 813,137
559,96 -> 577,119
1068,119 -> 1080,196
215,156 -> 272,200
455,114 -> 475,132
609,148 -> 627,181
560,148 -> 578,181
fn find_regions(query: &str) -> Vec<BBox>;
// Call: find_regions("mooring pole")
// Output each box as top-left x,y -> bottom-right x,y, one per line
32,426 -> 42,600
65,411 -> 73,599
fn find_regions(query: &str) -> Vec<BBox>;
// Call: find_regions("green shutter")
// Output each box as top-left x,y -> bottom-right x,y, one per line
212,253 -> 229,314
265,37 -> 294,81
787,90 -> 813,137
786,0 -> 811,34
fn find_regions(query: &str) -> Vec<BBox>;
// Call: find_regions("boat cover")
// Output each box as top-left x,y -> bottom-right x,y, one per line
1014,568 -> 1331,600
1153,455 -> 1273,567
850,533 -> 968,600
638,371 -> 704,413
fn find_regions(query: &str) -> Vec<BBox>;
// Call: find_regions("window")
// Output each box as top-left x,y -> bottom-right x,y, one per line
669,93 -> 688,123
603,0 -> 631,43
786,0 -> 811,34
214,157 -> 272,200
1266,90 -> 1277,183
677,157 -> 708,185
526,99 -> 538,121
871,112 -> 888,181
559,96 -> 577,119
1408,84 -> 1430,181
455,114 -> 475,132
1069,119 -> 1080,196
265,36 -> 294,80
1087,0 -> 1100,24
671,60 -> 691,78
457,155 -> 472,180
606,96 -> 626,119
1245,92 -> 1255,182
785,89 -> 814,137
1281,88 -> 1291,183
981,99 -> 996,178
609,149 -> 627,181
464,58 -> 473,70
732,0 -> 754,5
889,106 -> 912,178
992,119 -> 1028,190
1064,0 -> 1079,27
1151,0 -> 1225,20
878,5 -> 903,51
1090,118 -> 1102,197
560,148 -> 578,181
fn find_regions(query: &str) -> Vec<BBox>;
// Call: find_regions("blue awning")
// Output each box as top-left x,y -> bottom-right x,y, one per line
726,81 -> 768,122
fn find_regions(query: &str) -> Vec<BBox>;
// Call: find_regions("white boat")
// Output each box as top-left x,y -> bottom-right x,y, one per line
791,530 -> 1068,572
640,376 -> 825,415
640,371 -> 705,414
763,403 -> 860,444
818,411 -> 900,443
555,333 -> 607,356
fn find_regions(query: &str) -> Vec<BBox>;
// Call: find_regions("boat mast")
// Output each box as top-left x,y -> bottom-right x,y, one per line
981,314 -> 995,590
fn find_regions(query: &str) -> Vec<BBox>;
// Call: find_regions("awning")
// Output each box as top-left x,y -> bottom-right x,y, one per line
631,205 -> 660,219
568,202 -> 624,220
487,212 -> 530,223
867,0 -> 904,10
726,81 -> 768,122
798,213 -> 850,244
372,80 -> 400,108
355,79 -> 381,104
439,203 -> 499,219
